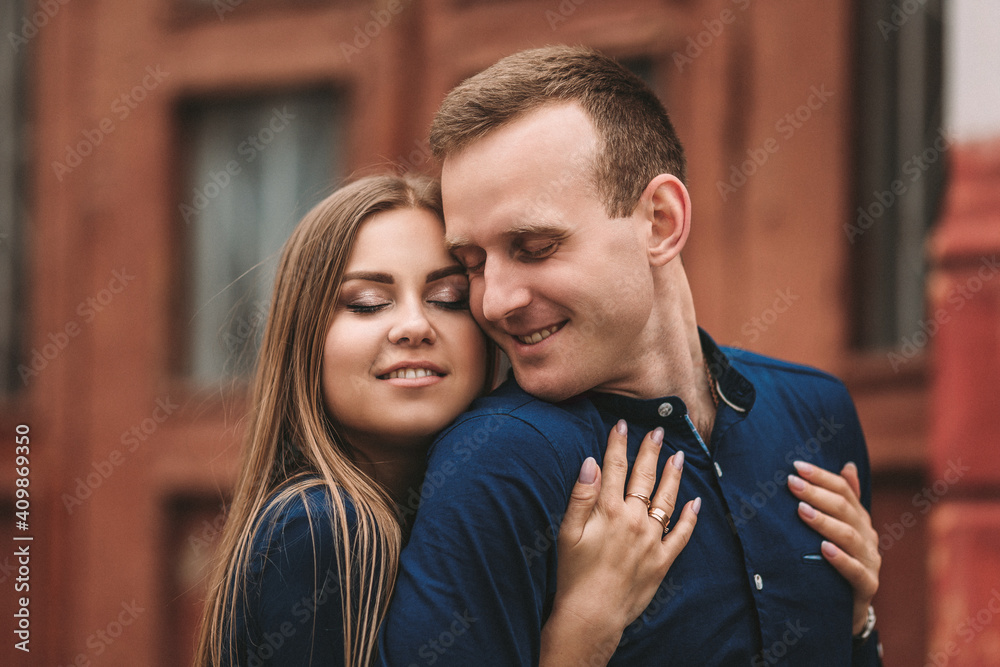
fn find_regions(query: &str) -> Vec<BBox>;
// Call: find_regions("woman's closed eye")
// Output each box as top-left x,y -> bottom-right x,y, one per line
346,301 -> 390,314
426,284 -> 470,310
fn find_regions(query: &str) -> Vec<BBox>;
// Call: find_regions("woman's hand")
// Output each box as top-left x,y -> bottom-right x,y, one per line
540,420 -> 700,666
787,460 -> 881,635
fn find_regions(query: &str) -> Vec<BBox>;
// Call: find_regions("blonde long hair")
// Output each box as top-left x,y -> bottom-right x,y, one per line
196,174 -> 447,666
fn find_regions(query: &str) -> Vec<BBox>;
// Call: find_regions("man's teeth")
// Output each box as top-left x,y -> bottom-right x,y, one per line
517,325 -> 561,345
382,368 -> 442,380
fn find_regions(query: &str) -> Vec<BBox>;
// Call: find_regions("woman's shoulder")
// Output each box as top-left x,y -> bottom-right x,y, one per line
248,479 -> 358,573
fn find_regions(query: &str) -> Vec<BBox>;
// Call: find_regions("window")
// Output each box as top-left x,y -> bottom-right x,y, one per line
176,89 -> 344,383
1,0 -> 30,394
850,0 -> 945,350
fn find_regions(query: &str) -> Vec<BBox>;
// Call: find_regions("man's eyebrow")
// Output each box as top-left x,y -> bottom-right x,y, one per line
426,265 -> 465,283
445,223 -> 569,252
342,271 -> 393,284
505,222 -> 570,238
444,236 -> 471,252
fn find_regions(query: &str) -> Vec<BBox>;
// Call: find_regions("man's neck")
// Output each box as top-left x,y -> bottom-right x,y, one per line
594,266 -> 717,442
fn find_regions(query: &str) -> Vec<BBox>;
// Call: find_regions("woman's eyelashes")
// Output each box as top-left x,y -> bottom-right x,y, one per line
427,285 -> 470,310
346,302 -> 390,314
342,285 -> 469,314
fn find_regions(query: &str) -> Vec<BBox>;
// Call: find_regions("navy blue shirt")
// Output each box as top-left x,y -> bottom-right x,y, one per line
225,485 -> 353,666
379,331 -> 881,666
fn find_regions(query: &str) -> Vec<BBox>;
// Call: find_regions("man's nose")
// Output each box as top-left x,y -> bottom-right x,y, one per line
479,258 -> 532,323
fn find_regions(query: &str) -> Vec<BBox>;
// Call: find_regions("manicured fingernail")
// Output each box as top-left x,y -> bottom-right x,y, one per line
793,460 -> 814,475
798,501 -> 817,519
650,427 -> 664,445
787,474 -> 805,491
672,449 -> 685,470
616,419 -> 627,435
844,461 -> 857,473
579,457 -> 598,484
692,497 -> 702,515
821,540 -> 839,558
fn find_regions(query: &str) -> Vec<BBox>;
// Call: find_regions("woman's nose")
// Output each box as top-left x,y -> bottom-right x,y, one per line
387,301 -> 437,346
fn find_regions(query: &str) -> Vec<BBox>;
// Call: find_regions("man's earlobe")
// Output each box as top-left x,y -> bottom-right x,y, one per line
643,175 -> 691,267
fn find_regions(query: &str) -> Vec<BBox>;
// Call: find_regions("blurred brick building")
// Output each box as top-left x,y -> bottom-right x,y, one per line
1,0 -> 998,665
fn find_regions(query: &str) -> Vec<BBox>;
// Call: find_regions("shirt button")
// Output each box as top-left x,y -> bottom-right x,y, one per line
754,574 -> 763,590
657,402 -> 673,417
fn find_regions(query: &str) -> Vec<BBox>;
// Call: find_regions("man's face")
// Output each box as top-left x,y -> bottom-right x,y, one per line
442,103 -> 656,402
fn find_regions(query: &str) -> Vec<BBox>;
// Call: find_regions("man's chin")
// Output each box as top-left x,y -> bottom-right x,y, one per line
511,366 -> 581,403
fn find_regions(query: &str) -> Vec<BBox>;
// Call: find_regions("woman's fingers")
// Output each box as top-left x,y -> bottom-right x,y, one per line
819,540 -> 880,603
600,419 -> 631,496
558,458 -> 603,547
660,497 -> 700,561
623,427 -> 664,505
650,449 -> 684,521
840,461 -> 862,500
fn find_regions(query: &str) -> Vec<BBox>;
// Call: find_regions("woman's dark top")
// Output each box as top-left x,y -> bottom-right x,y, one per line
224,484 -> 356,666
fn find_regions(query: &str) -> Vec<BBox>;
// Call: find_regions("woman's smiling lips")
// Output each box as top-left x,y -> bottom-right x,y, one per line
376,361 -> 447,387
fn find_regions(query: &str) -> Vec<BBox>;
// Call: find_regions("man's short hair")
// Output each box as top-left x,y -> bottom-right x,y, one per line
430,45 -> 687,218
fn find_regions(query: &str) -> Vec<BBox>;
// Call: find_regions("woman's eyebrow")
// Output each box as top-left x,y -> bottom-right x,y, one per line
426,265 -> 465,283
342,271 -> 393,284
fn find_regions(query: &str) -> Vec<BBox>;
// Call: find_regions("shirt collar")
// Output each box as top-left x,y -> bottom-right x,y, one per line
583,328 -> 756,425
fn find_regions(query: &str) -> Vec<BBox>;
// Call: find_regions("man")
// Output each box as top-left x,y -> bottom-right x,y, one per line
379,46 -> 881,665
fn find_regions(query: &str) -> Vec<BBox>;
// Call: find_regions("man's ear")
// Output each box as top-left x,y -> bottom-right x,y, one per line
639,174 -> 691,267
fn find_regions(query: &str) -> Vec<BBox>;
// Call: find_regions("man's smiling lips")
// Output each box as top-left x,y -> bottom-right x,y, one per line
511,322 -> 566,346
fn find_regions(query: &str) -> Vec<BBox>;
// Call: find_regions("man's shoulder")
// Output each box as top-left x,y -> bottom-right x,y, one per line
429,379 -> 605,467
442,378 -> 603,437
723,345 -> 852,401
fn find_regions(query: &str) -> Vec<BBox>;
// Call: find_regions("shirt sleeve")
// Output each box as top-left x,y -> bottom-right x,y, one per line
243,493 -> 348,666
378,412 -> 577,666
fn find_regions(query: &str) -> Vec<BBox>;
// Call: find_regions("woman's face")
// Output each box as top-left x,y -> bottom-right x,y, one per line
321,206 -> 488,456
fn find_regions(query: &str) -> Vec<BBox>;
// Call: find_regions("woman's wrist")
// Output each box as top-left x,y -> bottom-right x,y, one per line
540,601 -> 625,667
852,603 -> 876,641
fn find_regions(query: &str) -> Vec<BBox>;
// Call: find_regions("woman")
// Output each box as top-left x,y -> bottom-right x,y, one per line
195,174 -> 700,666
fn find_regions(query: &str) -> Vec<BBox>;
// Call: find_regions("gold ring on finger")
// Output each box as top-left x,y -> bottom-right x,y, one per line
648,507 -> 670,533
625,493 -> 652,509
